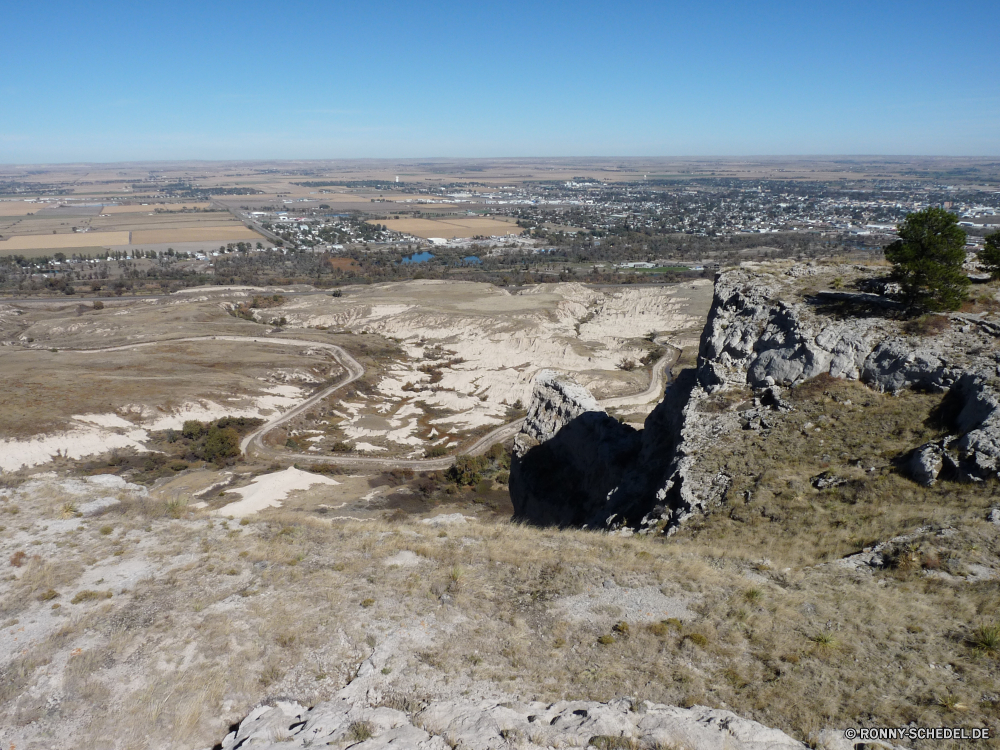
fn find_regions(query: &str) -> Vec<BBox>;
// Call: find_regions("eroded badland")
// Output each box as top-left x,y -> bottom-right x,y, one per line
1,159 -> 999,750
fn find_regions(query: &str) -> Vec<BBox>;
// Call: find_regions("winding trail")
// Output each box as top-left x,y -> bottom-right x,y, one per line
40,334 -> 679,472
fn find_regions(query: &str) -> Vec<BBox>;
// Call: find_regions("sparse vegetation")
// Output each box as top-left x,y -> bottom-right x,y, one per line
70,590 -> 112,604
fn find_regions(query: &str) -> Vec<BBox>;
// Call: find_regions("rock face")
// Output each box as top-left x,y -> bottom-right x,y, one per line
206,692 -> 808,750
510,265 -> 1000,531
509,370 -> 643,527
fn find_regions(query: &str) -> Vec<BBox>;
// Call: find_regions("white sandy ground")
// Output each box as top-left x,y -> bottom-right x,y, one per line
553,579 -> 694,626
0,419 -> 151,473
0,385 -> 305,473
284,280 -> 709,451
212,467 -> 340,518
3,281 -> 708,469
0,475 -> 154,663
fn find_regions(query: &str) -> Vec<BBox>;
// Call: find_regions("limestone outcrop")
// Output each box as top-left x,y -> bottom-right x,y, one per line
694,268 -> 1000,488
206,692 -> 809,750
509,370 -> 645,527
510,264 -> 1000,531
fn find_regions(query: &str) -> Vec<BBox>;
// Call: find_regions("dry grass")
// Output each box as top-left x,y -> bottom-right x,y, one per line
2,375 -> 999,747
0,201 -> 44,217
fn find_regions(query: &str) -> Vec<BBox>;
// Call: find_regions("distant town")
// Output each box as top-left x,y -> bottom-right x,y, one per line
1,158 -> 999,295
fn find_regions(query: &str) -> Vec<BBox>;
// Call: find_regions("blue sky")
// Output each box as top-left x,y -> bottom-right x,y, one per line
2,0 -> 997,162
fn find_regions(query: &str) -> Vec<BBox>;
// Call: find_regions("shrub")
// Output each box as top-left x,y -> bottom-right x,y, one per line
682,632 -> 708,648
979,230 -> 1000,280
424,444 -> 448,458
647,622 -> 670,637
597,634 -> 616,645
588,736 -> 637,749
10,550 -> 26,567
360,598 -> 375,608
71,590 -> 112,604
92,300 -> 104,310
810,632 -> 838,649
903,314 -> 950,337
181,420 -> 206,440
448,455 -> 489,486
612,621 -> 630,637
347,721 -> 375,741
969,623 -> 1000,656
203,425 -> 240,464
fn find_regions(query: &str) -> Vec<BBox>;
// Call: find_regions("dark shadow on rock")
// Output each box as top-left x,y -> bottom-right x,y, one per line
510,369 -> 697,529
804,291 -> 904,321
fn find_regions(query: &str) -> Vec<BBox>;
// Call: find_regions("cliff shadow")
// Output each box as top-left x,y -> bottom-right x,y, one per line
510,369 -> 699,530
804,290 -> 904,321
510,411 -> 642,528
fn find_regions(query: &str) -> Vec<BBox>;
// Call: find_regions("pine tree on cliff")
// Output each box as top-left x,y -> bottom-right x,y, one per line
979,230 -> 1000,281
884,207 -> 970,312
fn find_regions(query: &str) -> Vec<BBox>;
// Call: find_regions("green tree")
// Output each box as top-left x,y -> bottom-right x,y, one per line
181,420 -> 206,439
203,425 -> 240,464
884,207 -> 969,312
979,231 -> 1000,281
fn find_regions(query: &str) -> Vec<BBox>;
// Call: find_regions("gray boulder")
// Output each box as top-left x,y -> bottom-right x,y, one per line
909,443 -> 944,486
953,374 -> 1000,478
861,341 -> 948,393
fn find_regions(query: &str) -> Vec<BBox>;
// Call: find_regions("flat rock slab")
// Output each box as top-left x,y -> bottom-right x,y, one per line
551,580 -> 693,625
383,550 -> 423,567
206,694 -> 807,750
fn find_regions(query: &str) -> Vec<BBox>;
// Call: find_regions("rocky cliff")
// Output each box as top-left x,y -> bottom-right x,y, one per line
510,264 -> 1000,531
509,369 -> 687,530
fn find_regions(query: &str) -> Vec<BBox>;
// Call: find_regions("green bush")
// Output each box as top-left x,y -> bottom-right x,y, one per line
203,426 -> 240,464
182,420 -> 206,439
448,455 -> 489,486
979,231 -> 1000,280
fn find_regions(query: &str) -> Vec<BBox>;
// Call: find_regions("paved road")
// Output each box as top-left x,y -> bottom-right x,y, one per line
38,333 -> 678,472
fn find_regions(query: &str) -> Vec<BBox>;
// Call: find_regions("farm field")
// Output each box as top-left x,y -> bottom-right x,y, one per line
0,231 -> 131,250
0,201 -> 43,216
131,225 -> 259,244
0,203 -> 262,255
98,202 -> 212,214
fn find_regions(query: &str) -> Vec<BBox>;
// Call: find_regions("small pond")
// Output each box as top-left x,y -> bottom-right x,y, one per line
401,251 -> 435,264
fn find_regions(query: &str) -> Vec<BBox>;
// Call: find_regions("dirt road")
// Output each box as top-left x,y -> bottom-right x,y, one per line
44,334 -> 678,472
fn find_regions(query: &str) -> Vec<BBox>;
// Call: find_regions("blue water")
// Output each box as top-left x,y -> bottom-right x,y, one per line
402,251 -> 435,264
462,256 -> 482,264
